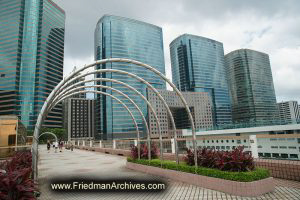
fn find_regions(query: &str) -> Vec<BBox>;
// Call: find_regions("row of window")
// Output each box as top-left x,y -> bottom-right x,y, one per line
259,153 -> 298,159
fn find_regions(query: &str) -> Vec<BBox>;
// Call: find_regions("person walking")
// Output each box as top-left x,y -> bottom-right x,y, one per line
54,141 -> 58,153
59,139 -> 63,152
47,140 -> 51,153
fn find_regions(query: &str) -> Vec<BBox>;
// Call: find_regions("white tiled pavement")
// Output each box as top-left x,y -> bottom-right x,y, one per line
38,146 -> 300,200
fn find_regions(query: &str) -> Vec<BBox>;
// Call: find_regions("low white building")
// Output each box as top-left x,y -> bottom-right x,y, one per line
183,124 -> 300,160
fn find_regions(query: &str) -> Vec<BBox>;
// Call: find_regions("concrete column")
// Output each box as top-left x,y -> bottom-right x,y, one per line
83,140 -> 85,147
100,140 -> 102,148
249,135 -> 259,158
77,140 -> 80,146
171,138 -> 175,154
134,140 -> 137,147
90,141 -> 93,147
113,140 -> 116,149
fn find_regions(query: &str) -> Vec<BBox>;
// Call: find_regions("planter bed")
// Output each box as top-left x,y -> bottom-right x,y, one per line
126,159 -> 274,197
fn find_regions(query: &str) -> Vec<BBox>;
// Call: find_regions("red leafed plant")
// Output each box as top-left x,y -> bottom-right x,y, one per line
0,151 -> 37,200
130,143 -> 158,160
184,146 -> 255,172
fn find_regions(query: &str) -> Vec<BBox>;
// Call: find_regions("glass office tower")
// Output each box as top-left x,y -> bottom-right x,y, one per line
0,0 -> 65,130
225,49 -> 278,124
94,15 -> 166,139
170,34 -> 232,127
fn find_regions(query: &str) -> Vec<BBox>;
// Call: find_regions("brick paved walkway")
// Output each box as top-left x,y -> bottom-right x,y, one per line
38,146 -> 300,200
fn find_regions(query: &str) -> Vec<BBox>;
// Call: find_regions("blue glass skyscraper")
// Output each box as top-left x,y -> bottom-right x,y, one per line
94,15 -> 166,139
0,0 -> 65,130
170,34 -> 232,127
225,49 -> 278,124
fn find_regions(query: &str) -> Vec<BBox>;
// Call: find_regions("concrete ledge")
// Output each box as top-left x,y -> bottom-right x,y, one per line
126,162 -> 275,197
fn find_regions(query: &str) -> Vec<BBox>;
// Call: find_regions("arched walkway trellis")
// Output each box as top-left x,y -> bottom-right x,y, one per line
32,58 -> 197,181
38,132 -> 58,143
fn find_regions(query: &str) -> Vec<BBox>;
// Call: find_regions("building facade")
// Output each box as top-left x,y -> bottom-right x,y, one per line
65,98 -> 95,140
0,0 -> 65,130
94,15 -> 166,139
225,49 -> 278,125
147,89 -> 213,139
170,34 -> 232,127
278,101 -> 300,124
183,124 -> 300,160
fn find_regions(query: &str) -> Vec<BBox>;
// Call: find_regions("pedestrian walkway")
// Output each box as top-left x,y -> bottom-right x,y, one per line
38,146 -> 300,200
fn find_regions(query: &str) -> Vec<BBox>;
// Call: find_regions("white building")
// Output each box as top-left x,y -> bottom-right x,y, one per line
278,101 -> 300,124
183,124 -> 300,160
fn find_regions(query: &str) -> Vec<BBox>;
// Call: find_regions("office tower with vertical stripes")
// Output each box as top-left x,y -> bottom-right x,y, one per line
0,0 -> 65,130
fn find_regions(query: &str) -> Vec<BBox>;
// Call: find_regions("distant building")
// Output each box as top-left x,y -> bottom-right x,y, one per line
94,15 -> 166,139
278,101 -> 300,124
0,0 -> 65,130
147,89 -> 213,138
64,98 -> 95,140
170,34 -> 232,127
225,49 -> 278,125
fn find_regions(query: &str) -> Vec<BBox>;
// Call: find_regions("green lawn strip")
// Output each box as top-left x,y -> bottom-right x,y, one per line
127,158 -> 270,182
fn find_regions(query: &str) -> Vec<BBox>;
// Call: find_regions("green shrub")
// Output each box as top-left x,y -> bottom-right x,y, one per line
127,158 -> 269,182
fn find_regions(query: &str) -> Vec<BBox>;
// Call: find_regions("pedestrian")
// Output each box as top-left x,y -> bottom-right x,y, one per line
54,141 -> 58,153
59,139 -> 63,152
47,140 -> 50,153
70,142 -> 74,151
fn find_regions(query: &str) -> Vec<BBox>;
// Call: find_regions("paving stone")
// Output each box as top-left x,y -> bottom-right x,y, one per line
38,146 -> 300,200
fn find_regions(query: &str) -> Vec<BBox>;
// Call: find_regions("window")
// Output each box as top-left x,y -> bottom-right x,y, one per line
265,153 -> 271,157
279,146 -> 287,149
226,146 -> 230,150
270,138 -> 277,141
243,140 -> 246,143
237,140 -> 241,144
290,154 -> 298,159
272,153 -> 280,158
271,146 -> 278,149
288,146 -> 296,149
232,140 -> 234,143
226,140 -> 229,143
258,153 -> 263,157
8,135 -> 16,146
258,145 -> 262,148
0,74 -> 5,77
281,154 -> 288,158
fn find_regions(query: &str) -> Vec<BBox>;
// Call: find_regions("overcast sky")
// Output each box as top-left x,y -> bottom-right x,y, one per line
53,0 -> 300,103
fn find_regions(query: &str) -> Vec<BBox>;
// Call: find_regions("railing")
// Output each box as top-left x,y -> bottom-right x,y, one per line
72,132 -> 300,161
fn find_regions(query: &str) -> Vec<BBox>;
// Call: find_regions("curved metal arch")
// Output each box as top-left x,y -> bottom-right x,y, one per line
38,132 -> 58,143
53,90 -> 140,141
51,78 -> 169,163
49,85 -> 149,160
70,58 -> 196,163
57,69 -> 179,163
32,58 -> 196,181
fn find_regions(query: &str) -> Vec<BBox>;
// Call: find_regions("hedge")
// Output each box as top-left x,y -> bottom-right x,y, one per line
127,158 -> 270,182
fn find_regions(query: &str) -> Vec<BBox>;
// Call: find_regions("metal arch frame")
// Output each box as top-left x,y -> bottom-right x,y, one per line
50,77 -> 180,163
32,58 -> 196,181
56,90 -> 140,143
38,132 -> 58,143
49,85 -> 149,160
49,78 -> 163,162
56,70 -> 180,163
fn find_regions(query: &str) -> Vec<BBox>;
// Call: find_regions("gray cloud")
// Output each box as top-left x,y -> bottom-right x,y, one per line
53,0 -> 300,102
